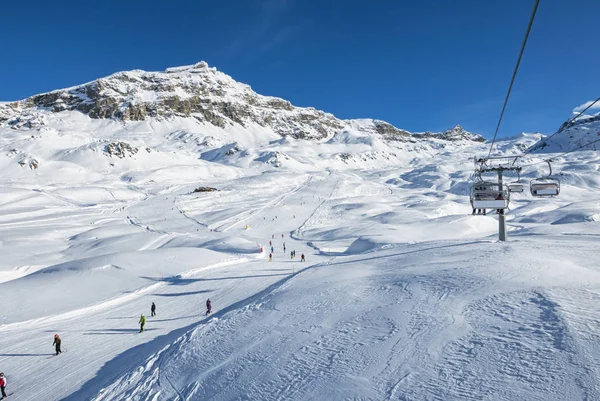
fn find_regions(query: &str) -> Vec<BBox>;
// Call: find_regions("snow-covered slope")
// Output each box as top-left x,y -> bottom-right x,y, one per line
0,62 -> 599,400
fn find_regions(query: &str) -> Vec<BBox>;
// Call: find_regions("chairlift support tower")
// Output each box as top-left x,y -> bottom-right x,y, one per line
475,158 -> 522,242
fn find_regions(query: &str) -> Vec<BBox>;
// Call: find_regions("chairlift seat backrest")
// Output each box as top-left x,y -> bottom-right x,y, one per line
508,183 -> 524,193
530,178 -> 560,197
470,183 -> 509,209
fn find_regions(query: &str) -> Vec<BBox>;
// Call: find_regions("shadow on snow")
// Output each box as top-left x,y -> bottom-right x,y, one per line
63,263 -> 319,401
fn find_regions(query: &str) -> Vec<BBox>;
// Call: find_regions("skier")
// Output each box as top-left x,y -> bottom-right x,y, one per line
283,244 -> 286,252
139,314 -> 146,333
53,334 -> 62,355
0,372 -> 6,399
301,253 -> 305,262
206,298 -> 212,315
151,302 -> 156,317
269,240 -> 272,246
281,234 -> 284,238
271,246 -> 274,253
290,251 -> 293,259
269,253 -> 273,262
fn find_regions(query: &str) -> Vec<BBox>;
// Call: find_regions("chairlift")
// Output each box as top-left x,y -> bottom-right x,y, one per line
530,160 -> 560,197
508,183 -> 524,193
508,171 -> 524,193
470,181 -> 510,210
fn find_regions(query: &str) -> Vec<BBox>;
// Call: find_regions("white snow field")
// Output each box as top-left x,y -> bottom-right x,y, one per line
0,63 -> 599,400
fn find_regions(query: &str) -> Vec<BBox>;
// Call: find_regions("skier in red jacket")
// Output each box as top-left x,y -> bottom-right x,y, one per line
0,372 -> 6,399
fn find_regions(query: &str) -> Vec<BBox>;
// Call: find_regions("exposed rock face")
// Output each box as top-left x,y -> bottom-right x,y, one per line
104,142 -> 139,159
1,61 -> 486,146
18,157 -> 40,169
11,62 -> 344,140
373,121 -> 412,141
193,186 -> 218,193
413,125 -> 486,142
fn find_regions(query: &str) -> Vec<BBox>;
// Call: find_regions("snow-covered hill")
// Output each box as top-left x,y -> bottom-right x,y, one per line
0,62 -> 599,400
529,113 -> 600,153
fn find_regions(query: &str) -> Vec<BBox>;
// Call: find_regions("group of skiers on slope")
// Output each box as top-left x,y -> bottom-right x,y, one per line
138,300 -> 212,332
4,237 -> 308,395
268,235 -> 305,262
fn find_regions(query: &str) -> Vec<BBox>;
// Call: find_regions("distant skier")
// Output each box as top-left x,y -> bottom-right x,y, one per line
290,251 -> 293,259
206,298 -> 212,315
151,302 -> 156,317
53,334 -> 62,355
272,234 -> 274,239
269,253 -> 273,262
283,244 -> 286,252
139,314 -> 146,333
0,372 -> 6,399
269,240 -> 272,246
281,234 -> 284,238
301,253 -> 305,262
271,246 -> 274,253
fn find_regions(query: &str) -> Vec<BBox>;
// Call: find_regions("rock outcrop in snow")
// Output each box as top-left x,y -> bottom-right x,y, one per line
413,125 -> 486,142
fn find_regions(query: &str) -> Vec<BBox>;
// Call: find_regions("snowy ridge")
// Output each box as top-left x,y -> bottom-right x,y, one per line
529,113 -> 600,153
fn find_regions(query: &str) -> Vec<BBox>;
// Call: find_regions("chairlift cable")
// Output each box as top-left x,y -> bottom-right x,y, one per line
487,0 -> 540,158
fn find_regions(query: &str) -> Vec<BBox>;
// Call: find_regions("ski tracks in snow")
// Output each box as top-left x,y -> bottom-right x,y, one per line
88,261 -> 326,401
214,174 -> 314,233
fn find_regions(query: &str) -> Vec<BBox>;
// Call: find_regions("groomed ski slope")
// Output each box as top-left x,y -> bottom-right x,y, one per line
0,156 -> 599,400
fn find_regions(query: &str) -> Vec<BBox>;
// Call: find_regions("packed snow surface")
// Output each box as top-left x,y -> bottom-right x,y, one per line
0,152 -> 599,400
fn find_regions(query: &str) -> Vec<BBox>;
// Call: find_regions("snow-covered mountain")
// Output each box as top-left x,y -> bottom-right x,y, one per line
1,61 -> 486,143
0,61 -> 493,182
1,62 -> 600,401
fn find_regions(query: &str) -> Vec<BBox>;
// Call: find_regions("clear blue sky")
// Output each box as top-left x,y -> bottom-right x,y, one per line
1,0 -> 598,138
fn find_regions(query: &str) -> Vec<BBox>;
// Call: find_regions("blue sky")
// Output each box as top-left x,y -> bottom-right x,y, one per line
1,0 -> 598,138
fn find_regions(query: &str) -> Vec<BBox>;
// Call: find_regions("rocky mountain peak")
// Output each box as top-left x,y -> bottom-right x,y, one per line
412,124 -> 485,142
3,61 -> 346,140
0,61 -> 488,147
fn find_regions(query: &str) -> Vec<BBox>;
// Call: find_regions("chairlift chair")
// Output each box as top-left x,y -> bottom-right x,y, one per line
470,181 -> 510,210
508,171 -> 524,193
508,182 -> 524,193
530,160 -> 560,197
530,178 -> 560,197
